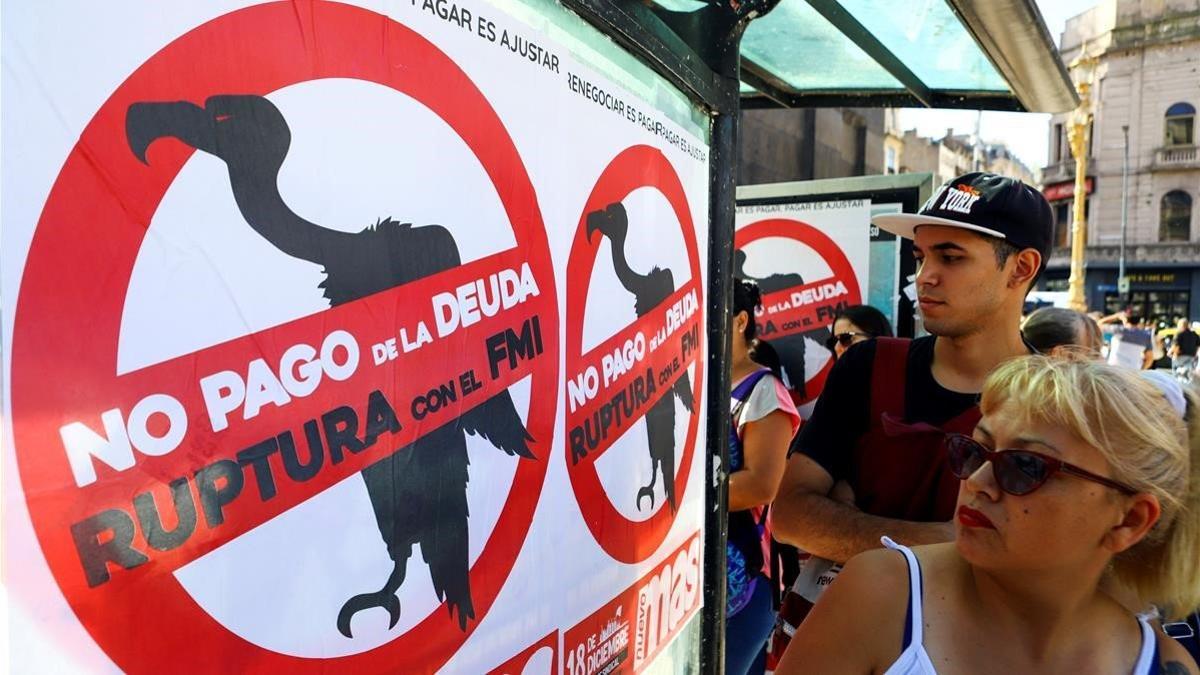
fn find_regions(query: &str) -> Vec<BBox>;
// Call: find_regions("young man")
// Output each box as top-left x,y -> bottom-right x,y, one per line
771,172 -> 1051,564
1100,312 -> 1154,371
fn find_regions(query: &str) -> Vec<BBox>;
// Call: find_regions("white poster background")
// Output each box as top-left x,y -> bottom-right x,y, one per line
734,200 -> 871,417
1,1 -> 710,672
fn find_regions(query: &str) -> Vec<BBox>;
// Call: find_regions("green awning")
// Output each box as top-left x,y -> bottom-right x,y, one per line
657,0 -> 1078,113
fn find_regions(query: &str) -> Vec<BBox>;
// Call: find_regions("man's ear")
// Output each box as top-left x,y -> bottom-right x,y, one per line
1009,249 -> 1041,289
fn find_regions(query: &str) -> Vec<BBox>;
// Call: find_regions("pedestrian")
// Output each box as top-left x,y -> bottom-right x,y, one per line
1020,306 -> 1102,357
776,356 -> 1200,674
825,305 -> 893,360
1172,318 -> 1199,381
771,172 -> 1051,592
726,278 -> 801,675
1100,312 -> 1154,370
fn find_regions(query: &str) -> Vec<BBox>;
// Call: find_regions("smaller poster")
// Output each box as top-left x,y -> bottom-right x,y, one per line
734,199 -> 871,416
869,202 -> 904,331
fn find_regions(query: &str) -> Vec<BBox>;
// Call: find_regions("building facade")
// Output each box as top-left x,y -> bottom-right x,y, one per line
738,107 -> 886,184
740,107 -> 1034,189
1040,0 -> 1200,324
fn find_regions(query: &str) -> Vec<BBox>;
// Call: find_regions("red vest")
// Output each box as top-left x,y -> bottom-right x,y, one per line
849,338 -> 981,522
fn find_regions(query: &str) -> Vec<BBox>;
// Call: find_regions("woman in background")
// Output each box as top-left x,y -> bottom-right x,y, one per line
727,279 -> 801,675
827,305 -> 893,360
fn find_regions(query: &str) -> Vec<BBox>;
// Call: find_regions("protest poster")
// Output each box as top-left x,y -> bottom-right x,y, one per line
1,1 -> 709,672
734,200 -> 871,416
869,202 -> 904,332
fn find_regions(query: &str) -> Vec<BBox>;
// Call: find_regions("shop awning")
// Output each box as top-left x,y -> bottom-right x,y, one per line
654,0 -> 1079,113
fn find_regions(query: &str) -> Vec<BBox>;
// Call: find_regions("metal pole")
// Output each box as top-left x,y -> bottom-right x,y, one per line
1066,106 -> 1091,312
1065,54 -> 1095,313
703,110 -> 736,674
1120,124 -> 1129,303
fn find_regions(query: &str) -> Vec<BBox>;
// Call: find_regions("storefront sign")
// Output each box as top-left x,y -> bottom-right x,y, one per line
1043,177 -> 1095,202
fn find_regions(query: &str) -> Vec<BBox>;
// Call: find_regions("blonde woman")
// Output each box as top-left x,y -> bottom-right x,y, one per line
778,356 -> 1200,674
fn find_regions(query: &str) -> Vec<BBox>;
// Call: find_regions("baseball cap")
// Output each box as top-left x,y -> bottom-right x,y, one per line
872,172 -> 1052,262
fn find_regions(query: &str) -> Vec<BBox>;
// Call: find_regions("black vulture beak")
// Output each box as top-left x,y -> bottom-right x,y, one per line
126,100 -> 214,164
585,202 -> 627,242
585,208 -> 607,241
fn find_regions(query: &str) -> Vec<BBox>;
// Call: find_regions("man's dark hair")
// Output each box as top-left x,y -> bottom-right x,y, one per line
733,278 -> 762,341
989,237 -> 1043,290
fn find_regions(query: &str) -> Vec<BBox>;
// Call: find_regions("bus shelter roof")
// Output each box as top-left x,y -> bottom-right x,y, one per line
656,0 -> 1080,113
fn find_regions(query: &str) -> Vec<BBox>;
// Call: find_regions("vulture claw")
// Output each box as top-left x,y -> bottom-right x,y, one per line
337,590 -> 401,638
636,485 -> 656,512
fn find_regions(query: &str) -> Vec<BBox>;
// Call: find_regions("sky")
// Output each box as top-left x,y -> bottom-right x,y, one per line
896,0 -> 1100,174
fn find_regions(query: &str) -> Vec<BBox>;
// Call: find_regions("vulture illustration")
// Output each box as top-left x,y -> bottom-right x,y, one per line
733,249 -> 834,399
126,94 -> 536,637
586,202 -> 694,512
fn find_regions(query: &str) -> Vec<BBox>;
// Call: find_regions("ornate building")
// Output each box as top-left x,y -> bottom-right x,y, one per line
1040,0 -> 1200,324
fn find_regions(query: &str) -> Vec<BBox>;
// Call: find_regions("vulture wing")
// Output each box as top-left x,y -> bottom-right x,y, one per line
460,390 -> 536,459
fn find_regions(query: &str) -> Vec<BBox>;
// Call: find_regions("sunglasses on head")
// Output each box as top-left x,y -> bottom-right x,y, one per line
945,433 -> 1138,496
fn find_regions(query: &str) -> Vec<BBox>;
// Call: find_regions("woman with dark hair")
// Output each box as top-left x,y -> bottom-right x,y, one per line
727,278 -> 801,674
827,305 -> 893,359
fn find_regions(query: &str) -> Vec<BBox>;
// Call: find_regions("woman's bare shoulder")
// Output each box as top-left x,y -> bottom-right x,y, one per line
1157,631 -> 1199,675
777,547 -> 912,674
906,542 -> 964,573
828,547 -> 914,628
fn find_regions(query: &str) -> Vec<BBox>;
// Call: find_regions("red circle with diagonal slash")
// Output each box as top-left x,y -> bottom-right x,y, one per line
564,145 -> 705,564
9,3 -> 557,673
735,218 -> 862,405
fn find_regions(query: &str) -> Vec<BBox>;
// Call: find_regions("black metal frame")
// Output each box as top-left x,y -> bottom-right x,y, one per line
555,1 -> 773,671
740,86 -> 1027,112
560,0 -> 739,115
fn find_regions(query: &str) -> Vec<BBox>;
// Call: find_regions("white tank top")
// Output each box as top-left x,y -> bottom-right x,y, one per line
879,537 -> 1161,675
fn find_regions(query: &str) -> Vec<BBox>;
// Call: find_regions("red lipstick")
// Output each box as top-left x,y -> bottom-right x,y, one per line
957,505 -> 995,529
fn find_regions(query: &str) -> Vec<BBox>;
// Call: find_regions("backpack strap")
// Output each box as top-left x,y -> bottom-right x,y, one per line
870,338 -> 912,425
733,368 -> 773,403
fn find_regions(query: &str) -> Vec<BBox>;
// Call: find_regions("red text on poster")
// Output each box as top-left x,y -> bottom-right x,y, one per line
563,534 -> 701,675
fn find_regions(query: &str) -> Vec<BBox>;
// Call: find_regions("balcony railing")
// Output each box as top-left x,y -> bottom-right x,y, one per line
1155,145 -> 1199,168
1046,242 -> 1200,269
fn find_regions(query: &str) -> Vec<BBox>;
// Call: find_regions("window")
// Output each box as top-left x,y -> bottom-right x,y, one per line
1165,102 -> 1195,146
1105,291 -> 1190,329
1053,123 -> 1063,162
853,125 -> 867,175
1160,190 -> 1193,242
885,146 -> 897,174
1054,203 -> 1070,248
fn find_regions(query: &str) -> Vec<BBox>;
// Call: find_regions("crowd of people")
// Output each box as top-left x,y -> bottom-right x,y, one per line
724,172 -> 1200,675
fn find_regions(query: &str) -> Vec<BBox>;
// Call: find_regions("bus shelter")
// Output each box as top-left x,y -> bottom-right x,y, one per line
0,0 -> 1076,672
